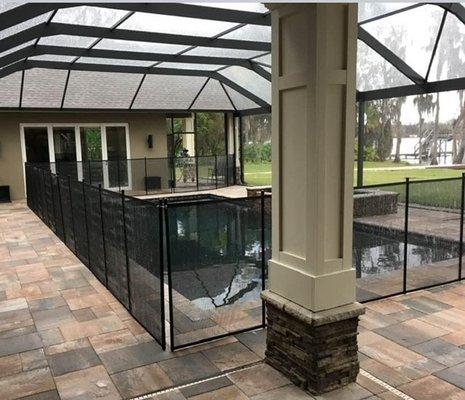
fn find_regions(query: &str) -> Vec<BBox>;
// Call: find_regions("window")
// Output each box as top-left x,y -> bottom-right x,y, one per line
21,123 -> 130,189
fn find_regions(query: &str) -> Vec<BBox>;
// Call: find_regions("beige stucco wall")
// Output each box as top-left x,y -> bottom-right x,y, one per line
0,111 -> 168,200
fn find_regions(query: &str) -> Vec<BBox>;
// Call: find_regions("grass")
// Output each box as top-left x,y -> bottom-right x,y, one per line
361,168 -> 463,186
244,160 -> 464,191
244,162 -> 271,186
357,160 -> 410,169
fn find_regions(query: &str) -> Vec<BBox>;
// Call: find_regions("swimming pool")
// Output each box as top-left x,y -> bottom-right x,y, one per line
353,225 -> 459,278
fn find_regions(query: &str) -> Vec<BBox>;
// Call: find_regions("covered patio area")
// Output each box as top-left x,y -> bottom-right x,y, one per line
2,200 -> 465,399
5,2 -> 465,399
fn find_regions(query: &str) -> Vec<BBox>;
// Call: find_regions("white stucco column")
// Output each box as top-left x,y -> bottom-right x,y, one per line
262,4 -> 364,394
268,3 -> 358,312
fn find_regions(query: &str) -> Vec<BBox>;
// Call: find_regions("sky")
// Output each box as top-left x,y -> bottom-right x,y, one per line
358,3 -> 465,126
401,91 -> 461,125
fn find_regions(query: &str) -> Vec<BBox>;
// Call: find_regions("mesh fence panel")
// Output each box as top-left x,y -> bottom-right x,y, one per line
216,155 -> 227,188
125,159 -> 146,196
70,181 -> 89,265
58,176 -> 76,252
353,183 -> 406,302
146,157 -> 172,194
25,164 -> 165,347
173,157 -> 197,193
84,185 -> 106,284
228,154 -> 235,186
51,174 -> 65,241
89,161 -> 105,187
407,179 -> 461,290
125,197 -> 164,343
34,167 -> 45,221
43,170 -> 55,231
166,196 -> 264,348
25,165 -> 35,213
101,189 -> 129,307
264,194 -> 271,287
56,162 -> 78,181
197,156 -> 217,191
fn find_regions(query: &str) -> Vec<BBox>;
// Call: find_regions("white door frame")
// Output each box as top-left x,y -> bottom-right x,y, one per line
20,122 -> 132,194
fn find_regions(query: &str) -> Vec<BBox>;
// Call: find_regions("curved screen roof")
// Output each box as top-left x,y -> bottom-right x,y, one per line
0,3 -> 464,112
357,3 -> 465,101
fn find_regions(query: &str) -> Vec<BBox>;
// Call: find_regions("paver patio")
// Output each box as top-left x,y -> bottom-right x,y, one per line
2,200 -> 465,399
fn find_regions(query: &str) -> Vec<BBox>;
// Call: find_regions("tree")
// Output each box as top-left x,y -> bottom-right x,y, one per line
357,26 -> 407,162
391,97 -> 406,162
195,113 -> 225,156
413,94 -> 435,163
430,93 -> 440,165
427,13 -> 465,165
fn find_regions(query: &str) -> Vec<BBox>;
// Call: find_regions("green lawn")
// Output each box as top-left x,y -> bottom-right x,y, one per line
361,168 -> 463,186
244,161 -> 464,188
357,160 -> 410,169
244,162 -> 272,186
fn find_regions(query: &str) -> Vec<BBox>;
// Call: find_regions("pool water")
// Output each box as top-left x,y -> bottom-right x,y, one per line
167,196 -> 271,310
353,229 -> 458,278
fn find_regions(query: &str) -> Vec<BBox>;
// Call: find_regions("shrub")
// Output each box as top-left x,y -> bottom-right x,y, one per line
261,142 -> 272,162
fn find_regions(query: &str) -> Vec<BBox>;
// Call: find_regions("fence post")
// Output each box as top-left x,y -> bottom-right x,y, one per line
88,160 -> 92,185
98,184 -> 108,287
403,177 -> 410,293
215,155 -> 218,189
68,175 -> 77,254
57,176 -> 67,244
144,157 -> 148,195
163,200 -> 175,350
82,182 -> 91,269
460,173 -> 465,280
121,190 -> 132,311
357,101 -> 365,187
195,155 -> 199,191
260,190 -> 266,327
171,157 -> 175,194
41,169 -> 50,227
158,199 -> 166,350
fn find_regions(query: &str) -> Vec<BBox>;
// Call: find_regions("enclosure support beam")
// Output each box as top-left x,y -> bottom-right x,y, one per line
0,45 -> 256,71
0,23 -> 271,55
358,27 -> 425,86
0,3 -> 270,33
357,76 -> 465,101
357,101 -> 365,187
262,4 -> 364,395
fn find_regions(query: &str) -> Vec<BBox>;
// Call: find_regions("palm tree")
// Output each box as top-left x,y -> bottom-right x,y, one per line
430,93 -> 440,165
392,97 -> 406,162
413,94 -> 435,163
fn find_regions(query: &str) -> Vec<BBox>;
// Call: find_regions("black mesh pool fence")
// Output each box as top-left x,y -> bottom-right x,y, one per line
164,193 -> 270,350
25,163 -> 166,349
48,155 -> 234,197
26,162 -> 465,349
354,176 -> 465,303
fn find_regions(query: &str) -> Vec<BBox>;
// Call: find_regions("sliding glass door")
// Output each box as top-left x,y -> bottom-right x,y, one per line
53,127 -> 77,179
21,123 -> 130,191
24,127 -> 49,163
106,126 -> 129,189
80,126 -> 103,185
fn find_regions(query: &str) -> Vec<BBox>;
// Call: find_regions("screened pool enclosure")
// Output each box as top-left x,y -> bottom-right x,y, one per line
1,3 -> 465,112
6,2 -> 465,348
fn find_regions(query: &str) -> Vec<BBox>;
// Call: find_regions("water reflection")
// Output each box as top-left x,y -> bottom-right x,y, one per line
353,229 -> 458,278
167,198 -> 271,310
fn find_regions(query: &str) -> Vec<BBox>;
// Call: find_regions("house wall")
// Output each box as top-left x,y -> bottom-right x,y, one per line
0,111 -> 168,200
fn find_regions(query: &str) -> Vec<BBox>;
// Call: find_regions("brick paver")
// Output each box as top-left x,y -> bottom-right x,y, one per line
3,201 -> 465,399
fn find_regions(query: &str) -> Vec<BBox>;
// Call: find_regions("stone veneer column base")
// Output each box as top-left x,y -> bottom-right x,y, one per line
261,290 -> 365,395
